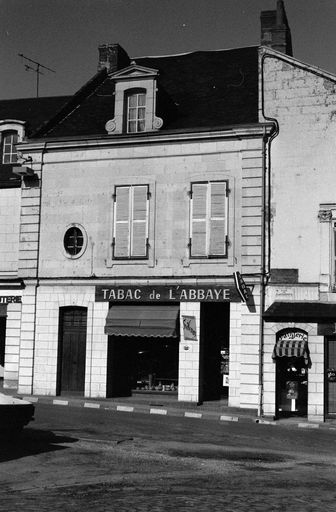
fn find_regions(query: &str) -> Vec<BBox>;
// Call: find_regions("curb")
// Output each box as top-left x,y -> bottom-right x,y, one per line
17,394 -> 335,430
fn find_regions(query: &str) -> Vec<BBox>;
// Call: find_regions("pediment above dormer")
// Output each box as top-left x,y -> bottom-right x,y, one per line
110,62 -> 159,80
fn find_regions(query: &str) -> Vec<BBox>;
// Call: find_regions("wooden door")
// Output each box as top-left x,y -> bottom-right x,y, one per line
58,307 -> 87,395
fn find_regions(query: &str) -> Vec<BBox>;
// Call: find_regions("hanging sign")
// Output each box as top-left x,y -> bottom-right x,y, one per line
233,272 -> 250,302
182,316 -> 197,341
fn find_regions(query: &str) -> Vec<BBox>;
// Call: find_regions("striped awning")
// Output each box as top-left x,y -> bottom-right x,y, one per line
105,305 -> 179,338
272,338 -> 311,366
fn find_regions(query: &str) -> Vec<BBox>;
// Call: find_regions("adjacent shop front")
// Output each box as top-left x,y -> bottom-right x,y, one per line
264,300 -> 336,422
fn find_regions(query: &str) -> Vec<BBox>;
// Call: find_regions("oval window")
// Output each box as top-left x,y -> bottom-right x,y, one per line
63,225 -> 86,258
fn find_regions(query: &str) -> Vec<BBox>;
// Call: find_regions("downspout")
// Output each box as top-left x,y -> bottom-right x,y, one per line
258,51 -> 279,417
31,141 -> 47,394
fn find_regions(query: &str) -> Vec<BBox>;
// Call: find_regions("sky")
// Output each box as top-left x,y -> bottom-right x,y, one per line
1,0 -> 336,100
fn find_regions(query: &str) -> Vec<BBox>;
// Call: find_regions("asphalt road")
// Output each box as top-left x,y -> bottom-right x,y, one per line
1,403 -> 336,511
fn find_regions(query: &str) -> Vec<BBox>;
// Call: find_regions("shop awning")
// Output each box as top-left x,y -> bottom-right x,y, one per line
263,301 -> 336,322
105,305 -> 179,338
272,338 -> 311,365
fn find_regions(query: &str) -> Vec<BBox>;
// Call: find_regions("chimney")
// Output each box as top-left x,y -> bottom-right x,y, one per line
260,0 -> 293,56
97,44 -> 130,73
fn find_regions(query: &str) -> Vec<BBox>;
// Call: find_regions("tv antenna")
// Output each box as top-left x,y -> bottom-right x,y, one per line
18,53 -> 56,97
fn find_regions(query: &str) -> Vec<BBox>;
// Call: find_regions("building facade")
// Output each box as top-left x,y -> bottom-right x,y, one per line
4,1 -> 336,423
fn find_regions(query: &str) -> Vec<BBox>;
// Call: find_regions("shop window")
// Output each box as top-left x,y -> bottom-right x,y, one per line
189,180 -> 228,258
113,185 -> 149,259
2,131 -> 18,164
125,89 -> 146,133
63,224 -> 87,259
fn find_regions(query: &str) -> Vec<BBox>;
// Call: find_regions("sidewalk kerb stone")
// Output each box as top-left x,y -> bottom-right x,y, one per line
23,396 -> 38,403
220,415 -> 239,422
53,399 -> 69,406
84,402 -> 101,409
150,408 -> 167,415
298,422 -> 320,429
116,405 -> 134,412
185,412 -> 202,419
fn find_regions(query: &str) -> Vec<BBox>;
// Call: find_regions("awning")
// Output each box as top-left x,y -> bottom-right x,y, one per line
272,338 -> 311,366
263,301 -> 336,322
105,305 -> 179,338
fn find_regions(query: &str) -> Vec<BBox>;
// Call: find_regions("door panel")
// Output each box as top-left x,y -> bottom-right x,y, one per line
326,338 -> 336,415
58,307 -> 87,395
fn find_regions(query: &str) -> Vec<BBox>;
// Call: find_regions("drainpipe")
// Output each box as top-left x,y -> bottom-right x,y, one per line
258,51 -> 279,417
30,142 -> 47,394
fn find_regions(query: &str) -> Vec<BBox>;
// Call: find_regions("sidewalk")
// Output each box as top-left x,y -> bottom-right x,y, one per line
1,380 -> 334,430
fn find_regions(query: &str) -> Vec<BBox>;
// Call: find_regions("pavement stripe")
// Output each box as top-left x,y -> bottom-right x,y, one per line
220,415 -> 239,422
116,405 -> 134,412
150,408 -> 167,415
53,399 -> 69,406
84,402 -> 101,409
184,412 -> 202,419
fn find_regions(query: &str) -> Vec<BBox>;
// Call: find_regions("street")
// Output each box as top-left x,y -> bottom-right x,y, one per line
1,404 -> 336,511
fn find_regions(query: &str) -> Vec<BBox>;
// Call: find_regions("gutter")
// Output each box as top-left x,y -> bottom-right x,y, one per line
258,50 -> 280,418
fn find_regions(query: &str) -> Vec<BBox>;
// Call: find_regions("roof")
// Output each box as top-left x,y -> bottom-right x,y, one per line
0,96 -> 70,137
32,46 -> 259,138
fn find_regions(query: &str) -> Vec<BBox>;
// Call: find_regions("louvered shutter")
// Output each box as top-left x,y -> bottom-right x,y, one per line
209,181 -> 227,256
131,185 -> 148,257
114,187 -> 130,257
191,183 -> 207,256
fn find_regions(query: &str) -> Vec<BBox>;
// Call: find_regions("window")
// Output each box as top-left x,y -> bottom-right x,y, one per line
126,90 -> 146,133
2,131 -> 18,164
113,185 -> 149,258
63,225 -> 86,258
190,181 -> 228,258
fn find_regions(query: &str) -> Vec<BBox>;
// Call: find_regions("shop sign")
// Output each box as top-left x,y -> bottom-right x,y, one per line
95,285 -> 241,302
182,316 -> 197,341
233,272 -> 250,302
278,330 -> 308,342
0,296 -> 21,304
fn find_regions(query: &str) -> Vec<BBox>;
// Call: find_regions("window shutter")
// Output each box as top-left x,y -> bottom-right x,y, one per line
209,181 -> 227,256
191,183 -> 207,256
131,185 -> 148,257
114,187 -> 130,257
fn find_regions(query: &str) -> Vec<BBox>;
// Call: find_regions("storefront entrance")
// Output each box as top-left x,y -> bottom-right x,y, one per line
201,302 -> 230,401
276,357 -> 308,417
273,328 -> 310,418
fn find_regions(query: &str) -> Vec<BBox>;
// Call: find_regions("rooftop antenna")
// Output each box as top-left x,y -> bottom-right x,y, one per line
18,53 -> 56,97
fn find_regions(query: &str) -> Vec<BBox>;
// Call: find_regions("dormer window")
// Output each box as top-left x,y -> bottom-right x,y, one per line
105,63 -> 163,135
126,89 -> 146,133
2,131 -> 18,164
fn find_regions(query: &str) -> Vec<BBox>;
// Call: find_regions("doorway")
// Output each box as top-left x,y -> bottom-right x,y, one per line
57,307 -> 87,396
201,302 -> 230,401
276,357 -> 308,418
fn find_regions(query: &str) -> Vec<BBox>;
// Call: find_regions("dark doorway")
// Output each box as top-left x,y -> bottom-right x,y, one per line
200,302 -> 230,401
106,336 -> 179,397
0,316 -> 6,377
326,336 -> 336,416
276,357 -> 308,418
57,307 -> 87,396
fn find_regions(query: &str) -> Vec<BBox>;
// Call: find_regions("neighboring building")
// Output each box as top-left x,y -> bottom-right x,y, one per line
7,1 -> 336,423
0,96 -> 69,381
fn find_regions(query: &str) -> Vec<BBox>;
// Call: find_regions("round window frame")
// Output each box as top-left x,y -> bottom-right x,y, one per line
63,224 -> 87,260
